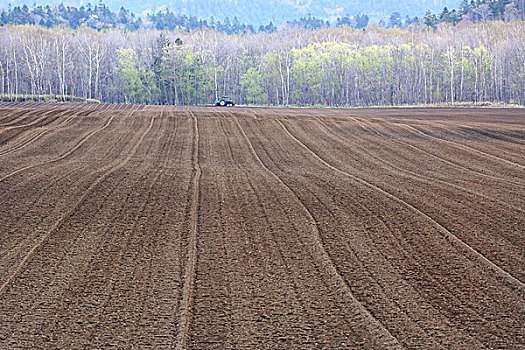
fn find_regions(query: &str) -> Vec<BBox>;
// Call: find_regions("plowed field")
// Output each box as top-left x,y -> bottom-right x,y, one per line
0,104 -> 524,349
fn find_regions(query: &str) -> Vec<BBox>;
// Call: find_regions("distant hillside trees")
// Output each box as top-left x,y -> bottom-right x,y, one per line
387,0 -> 525,28
0,22 -> 523,106
2,1 -> 524,33
0,2 -> 369,33
459,0 -> 525,21
0,3 -> 142,30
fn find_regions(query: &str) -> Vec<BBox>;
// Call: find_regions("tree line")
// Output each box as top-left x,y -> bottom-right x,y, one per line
2,1 -> 524,34
0,21 -> 524,106
386,0 -> 524,28
0,2 -> 370,33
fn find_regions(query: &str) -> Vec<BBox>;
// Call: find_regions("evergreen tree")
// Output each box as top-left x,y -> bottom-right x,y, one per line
223,17 -> 232,34
232,16 -> 241,32
355,14 -> 369,28
440,7 -> 450,20
389,12 -> 402,27
424,10 -> 438,28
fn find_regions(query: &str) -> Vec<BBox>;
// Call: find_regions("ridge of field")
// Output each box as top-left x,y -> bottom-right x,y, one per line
0,104 -> 523,349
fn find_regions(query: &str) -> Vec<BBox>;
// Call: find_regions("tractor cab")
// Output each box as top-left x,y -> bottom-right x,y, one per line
215,95 -> 235,106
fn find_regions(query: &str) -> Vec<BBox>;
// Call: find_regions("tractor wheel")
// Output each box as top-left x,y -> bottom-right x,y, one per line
220,100 -> 226,106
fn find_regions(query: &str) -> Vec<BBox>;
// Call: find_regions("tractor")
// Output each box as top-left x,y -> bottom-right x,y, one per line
214,95 -> 235,106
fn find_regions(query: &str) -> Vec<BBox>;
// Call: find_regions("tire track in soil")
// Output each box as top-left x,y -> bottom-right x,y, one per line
429,122 -> 525,165
0,109 -> 66,146
0,114 -> 156,298
348,116 -> 524,187
174,113 -> 201,350
306,117 -> 525,285
125,114 -> 185,348
279,118 -> 513,347
207,114 -> 329,346
0,173 -> 130,347
234,115 -> 483,348
283,170 -> 485,348
200,158 -> 235,349
256,163 -> 448,348
0,109 -> 26,124
221,112 -> 387,326
401,123 -> 525,169
0,111 -> 136,192
233,117 -> 404,350
322,120 -> 523,252
0,114 -> 152,291
80,114 -> 168,345
197,115 -> 332,348
0,112 -> 116,182
0,110 -> 78,157
312,118 -> 524,213
0,114 -> 160,347
0,109 -> 41,127
433,119 -> 525,146
272,116 -> 525,344
0,115 -> 140,268
277,119 -> 525,290
0,108 -> 61,131
191,115 -> 249,349
394,135 -> 523,186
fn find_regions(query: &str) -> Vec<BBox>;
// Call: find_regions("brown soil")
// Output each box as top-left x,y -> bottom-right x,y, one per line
0,104 -> 523,349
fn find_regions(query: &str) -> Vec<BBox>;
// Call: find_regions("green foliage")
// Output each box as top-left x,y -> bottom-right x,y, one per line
1,22 -> 523,107
115,48 -> 159,103
292,45 -> 322,102
241,68 -> 265,105
160,44 -> 213,105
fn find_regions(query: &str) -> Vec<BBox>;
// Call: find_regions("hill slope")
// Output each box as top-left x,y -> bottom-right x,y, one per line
0,0 -> 461,25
